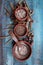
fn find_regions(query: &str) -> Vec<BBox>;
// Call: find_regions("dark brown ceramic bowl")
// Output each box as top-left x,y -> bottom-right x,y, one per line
12,41 -> 32,61
14,24 -> 28,38
14,7 -> 28,21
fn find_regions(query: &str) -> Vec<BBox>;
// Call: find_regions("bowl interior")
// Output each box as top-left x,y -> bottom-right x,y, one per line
14,24 -> 27,36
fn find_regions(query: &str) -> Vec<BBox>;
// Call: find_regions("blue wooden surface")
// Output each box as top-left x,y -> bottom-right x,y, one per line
0,0 -> 43,65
